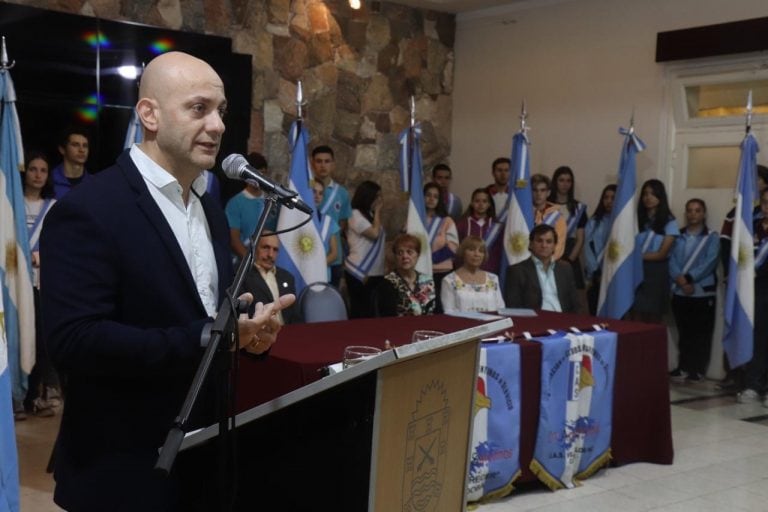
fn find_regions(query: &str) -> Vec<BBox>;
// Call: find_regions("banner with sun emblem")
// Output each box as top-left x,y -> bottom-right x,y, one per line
530,331 -> 616,490
276,121 -> 328,294
467,343 -> 521,503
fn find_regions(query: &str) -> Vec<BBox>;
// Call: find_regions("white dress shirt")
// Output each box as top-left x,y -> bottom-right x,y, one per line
130,145 -> 219,317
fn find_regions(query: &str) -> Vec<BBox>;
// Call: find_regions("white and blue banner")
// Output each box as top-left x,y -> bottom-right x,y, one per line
123,108 -> 143,149
0,67 -> 35,402
399,125 -> 432,276
723,133 -> 758,368
467,343 -> 521,502
530,331 -> 617,490
0,293 -> 21,512
276,121 -> 327,294
597,128 -> 644,319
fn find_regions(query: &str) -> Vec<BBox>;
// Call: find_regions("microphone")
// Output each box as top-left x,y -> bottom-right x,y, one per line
222,154 -> 313,215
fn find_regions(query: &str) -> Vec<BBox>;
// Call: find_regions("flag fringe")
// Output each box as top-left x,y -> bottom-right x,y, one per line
574,448 -> 612,481
529,459 -> 571,491
467,469 -> 521,506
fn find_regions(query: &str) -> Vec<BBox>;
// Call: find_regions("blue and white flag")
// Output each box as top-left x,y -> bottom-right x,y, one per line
723,133 -> 758,368
0,68 -> 35,402
276,121 -> 327,295
0,294 -> 21,512
530,331 -> 617,490
123,108 -> 143,149
597,128 -> 645,319
399,125 -> 432,275
467,343 -> 521,503
502,131 -> 533,269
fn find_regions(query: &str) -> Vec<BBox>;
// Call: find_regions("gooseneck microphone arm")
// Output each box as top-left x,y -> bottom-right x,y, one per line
221,153 -> 313,215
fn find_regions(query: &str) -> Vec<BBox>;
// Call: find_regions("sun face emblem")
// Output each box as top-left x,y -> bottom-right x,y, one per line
607,240 -> 622,263
297,233 -> 315,255
738,244 -> 752,268
509,232 -> 528,255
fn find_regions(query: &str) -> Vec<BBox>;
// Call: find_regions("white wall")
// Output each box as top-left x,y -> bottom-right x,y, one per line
450,0 -> 768,216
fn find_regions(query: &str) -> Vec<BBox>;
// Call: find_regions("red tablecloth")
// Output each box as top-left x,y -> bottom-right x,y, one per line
236,311 -> 673,481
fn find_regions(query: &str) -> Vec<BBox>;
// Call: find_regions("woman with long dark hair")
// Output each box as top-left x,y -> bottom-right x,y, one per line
669,198 -> 719,382
633,179 -> 677,323
344,180 -> 385,318
423,182 -> 458,312
455,188 -> 502,274
584,184 -> 616,315
549,166 -> 588,289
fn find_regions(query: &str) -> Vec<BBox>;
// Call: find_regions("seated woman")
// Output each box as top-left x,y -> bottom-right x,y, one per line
376,234 -> 436,317
440,236 -> 505,313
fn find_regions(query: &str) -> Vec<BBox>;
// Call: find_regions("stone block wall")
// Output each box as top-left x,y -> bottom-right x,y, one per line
10,0 -> 456,234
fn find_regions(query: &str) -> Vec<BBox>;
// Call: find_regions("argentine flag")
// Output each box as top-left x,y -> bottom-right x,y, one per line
723,133 -> 758,368
398,125 -> 432,275
502,131 -> 534,269
0,294 -> 21,512
276,121 -> 327,294
1,68 -> 35,402
597,128 -> 644,319
123,108 -> 143,149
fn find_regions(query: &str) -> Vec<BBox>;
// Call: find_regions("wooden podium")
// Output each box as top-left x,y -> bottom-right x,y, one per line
177,318 -> 511,511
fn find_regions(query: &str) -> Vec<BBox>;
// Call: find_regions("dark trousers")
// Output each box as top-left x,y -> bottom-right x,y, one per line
345,272 -> 383,319
671,294 -> 715,376
433,271 -> 451,314
745,292 -> 768,392
24,287 -> 58,409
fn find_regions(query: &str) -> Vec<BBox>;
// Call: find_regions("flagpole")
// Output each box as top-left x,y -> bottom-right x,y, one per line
745,89 -> 753,134
1,36 -> 16,70
295,80 -> 305,148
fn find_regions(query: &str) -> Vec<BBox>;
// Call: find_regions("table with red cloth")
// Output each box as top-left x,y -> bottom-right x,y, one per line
235,311 -> 673,483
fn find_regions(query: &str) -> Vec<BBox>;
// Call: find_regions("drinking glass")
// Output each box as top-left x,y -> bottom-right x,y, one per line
411,330 -> 445,343
342,345 -> 381,369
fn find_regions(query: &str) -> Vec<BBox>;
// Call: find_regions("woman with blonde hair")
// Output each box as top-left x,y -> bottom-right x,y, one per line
440,236 -> 505,313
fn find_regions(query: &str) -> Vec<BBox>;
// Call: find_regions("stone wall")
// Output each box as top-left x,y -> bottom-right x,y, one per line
10,0 -> 456,233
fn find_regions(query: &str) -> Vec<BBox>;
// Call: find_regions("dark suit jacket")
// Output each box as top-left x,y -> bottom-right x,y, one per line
243,265 -> 300,324
503,257 -> 578,313
40,151 -> 233,511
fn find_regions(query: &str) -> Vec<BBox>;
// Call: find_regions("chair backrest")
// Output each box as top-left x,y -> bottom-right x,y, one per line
298,282 -> 348,323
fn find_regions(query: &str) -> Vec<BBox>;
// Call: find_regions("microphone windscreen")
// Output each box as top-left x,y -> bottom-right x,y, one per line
221,153 -> 246,180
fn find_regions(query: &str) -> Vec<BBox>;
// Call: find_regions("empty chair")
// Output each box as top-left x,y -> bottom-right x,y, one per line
298,282 -> 348,323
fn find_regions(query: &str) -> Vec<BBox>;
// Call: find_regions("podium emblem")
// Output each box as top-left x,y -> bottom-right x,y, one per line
402,381 -> 449,512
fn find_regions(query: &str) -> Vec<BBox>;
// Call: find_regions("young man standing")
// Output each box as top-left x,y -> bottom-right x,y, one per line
311,145 -> 351,287
531,173 -> 566,261
486,157 -> 510,214
432,164 -> 463,221
51,126 -> 91,198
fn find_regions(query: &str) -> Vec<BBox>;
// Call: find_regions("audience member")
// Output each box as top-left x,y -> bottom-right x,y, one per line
51,126 -> 90,199
345,180 -> 385,318
40,51 -> 294,510
632,179 -> 677,323
424,182 -> 459,312
456,188 -> 502,274
549,166 -> 588,290
312,179 -> 340,277
17,152 -> 58,420
669,198 -> 719,382
243,232 -> 301,325
376,234 -> 436,317
432,163 -> 463,221
503,224 -> 578,312
738,187 -> 768,404
531,173 -> 566,261
441,236 -> 505,314
486,157 -> 510,213
584,184 -> 616,315
312,145 -> 352,287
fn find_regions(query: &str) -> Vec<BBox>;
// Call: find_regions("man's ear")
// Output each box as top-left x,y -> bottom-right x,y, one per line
136,98 -> 159,133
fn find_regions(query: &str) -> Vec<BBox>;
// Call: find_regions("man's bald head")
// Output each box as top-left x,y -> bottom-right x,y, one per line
135,51 -> 227,186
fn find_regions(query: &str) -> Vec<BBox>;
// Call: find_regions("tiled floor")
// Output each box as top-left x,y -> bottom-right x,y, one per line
15,379 -> 768,511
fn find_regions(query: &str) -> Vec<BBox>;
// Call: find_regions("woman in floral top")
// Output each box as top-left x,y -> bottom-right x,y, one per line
440,236 -> 505,313
377,234 -> 436,317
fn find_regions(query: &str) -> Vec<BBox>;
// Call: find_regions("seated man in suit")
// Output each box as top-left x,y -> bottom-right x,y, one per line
244,232 -> 301,324
503,224 -> 578,312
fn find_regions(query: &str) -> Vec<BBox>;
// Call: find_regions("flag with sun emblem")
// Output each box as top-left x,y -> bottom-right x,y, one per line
467,343 -> 521,503
723,132 -> 758,368
276,121 -> 327,294
398,124 -> 432,276
597,126 -> 644,319
530,331 -> 616,490
502,130 -> 534,272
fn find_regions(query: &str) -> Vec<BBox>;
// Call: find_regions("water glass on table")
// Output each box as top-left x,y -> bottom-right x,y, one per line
343,345 -> 382,369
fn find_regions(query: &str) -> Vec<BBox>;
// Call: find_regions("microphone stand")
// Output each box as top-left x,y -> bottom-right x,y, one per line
155,192 -> 281,512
